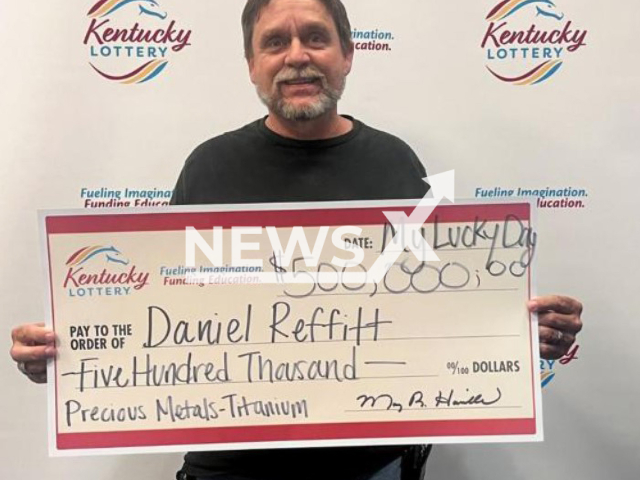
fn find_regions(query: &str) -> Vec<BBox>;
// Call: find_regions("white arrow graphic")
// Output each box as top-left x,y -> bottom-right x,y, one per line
366,170 -> 455,283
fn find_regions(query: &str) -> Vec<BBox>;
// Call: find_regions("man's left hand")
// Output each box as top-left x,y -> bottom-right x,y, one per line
529,295 -> 583,360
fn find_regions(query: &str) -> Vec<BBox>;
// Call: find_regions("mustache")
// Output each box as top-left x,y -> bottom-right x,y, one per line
274,66 -> 327,84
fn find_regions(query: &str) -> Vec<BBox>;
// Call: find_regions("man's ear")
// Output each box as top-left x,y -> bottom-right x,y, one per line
343,42 -> 355,76
248,57 -> 256,84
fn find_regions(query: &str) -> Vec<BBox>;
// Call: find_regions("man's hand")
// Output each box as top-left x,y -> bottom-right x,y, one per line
10,323 -> 56,384
529,295 -> 583,360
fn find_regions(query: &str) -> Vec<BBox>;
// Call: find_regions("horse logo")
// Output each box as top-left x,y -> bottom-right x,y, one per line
88,0 -> 167,20
66,246 -> 130,267
536,3 -> 564,21
486,0 -> 564,22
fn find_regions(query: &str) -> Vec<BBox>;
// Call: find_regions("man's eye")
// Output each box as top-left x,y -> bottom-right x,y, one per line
309,33 -> 326,45
266,38 -> 284,49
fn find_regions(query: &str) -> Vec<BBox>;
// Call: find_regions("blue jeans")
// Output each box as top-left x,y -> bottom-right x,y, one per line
367,458 -> 402,480
193,457 -> 403,480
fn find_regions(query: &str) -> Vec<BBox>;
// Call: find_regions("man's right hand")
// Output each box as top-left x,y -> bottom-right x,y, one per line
10,323 -> 56,384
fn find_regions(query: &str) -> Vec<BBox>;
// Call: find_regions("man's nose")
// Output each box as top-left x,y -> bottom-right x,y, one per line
284,38 -> 311,67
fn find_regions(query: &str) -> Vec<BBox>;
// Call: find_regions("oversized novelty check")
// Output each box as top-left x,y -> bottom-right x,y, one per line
42,200 -> 542,455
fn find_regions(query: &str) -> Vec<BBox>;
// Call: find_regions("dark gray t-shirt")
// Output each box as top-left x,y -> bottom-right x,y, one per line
171,117 -> 429,479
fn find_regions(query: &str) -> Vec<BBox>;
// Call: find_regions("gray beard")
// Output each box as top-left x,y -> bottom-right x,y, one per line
257,78 -> 345,122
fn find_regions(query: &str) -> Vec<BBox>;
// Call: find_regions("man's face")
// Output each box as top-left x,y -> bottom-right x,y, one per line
248,0 -> 354,122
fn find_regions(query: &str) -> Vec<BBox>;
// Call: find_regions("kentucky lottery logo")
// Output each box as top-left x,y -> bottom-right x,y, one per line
540,344 -> 579,388
481,0 -> 587,85
64,246 -> 150,297
83,0 -> 192,84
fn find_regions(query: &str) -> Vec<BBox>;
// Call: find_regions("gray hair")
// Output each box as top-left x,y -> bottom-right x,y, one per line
241,0 -> 353,59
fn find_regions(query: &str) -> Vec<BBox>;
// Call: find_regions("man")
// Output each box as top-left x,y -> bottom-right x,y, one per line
11,0 -> 583,479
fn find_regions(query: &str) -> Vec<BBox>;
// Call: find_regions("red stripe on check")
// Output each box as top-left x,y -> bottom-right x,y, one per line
46,204 -> 530,234
57,418 -> 536,449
